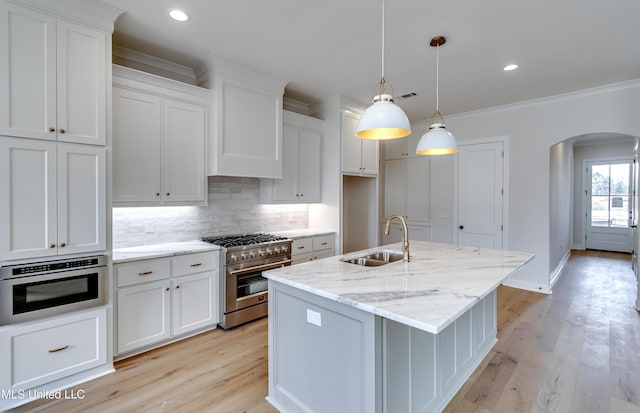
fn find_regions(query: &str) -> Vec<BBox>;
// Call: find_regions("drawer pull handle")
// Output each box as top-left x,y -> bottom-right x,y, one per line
48,345 -> 69,353
321,242 -> 328,245
297,246 -> 305,250
138,271 -> 153,276
190,263 -> 203,267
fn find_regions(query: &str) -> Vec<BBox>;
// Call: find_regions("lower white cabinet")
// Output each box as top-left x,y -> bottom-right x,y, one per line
115,251 -> 218,356
0,308 -> 107,393
291,234 -> 335,264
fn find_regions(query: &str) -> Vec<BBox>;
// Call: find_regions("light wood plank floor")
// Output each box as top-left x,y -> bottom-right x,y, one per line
10,250 -> 640,413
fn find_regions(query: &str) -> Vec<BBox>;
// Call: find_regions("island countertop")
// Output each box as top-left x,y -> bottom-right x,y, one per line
263,241 -> 535,334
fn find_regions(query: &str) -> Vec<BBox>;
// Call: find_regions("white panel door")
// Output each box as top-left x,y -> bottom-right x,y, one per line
56,20 -> 106,145
163,98 -> 206,203
458,142 -> 504,248
57,144 -> 106,254
585,160 -> 633,252
112,87 -> 162,203
0,3 -> 56,140
0,138 -> 57,260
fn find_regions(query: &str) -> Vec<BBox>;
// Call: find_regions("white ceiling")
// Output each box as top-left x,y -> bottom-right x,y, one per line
101,0 -> 640,122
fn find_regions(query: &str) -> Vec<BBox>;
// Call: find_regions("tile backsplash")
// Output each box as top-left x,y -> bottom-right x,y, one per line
112,176 -> 309,249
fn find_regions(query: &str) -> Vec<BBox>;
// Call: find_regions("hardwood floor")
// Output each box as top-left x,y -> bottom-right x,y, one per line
11,250 -> 640,413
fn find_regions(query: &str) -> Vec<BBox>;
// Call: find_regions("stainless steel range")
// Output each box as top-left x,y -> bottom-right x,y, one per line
202,233 -> 292,329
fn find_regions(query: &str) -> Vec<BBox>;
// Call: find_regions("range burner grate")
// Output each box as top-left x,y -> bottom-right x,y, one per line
202,233 -> 289,248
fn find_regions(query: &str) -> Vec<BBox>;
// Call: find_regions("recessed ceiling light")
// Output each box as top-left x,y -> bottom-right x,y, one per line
503,64 -> 519,71
168,9 -> 189,22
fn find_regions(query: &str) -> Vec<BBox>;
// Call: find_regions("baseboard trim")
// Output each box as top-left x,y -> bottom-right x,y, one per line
550,250 -> 571,288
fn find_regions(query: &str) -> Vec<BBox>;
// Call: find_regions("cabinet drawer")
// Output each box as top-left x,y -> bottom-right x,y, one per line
117,258 -> 171,287
292,238 -> 313,255
4,309 -> 106,390
292,252 -> 313,265
313,235 -> 335,252
173,251 -> 218,276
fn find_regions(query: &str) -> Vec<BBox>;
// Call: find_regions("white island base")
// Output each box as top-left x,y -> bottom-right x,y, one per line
267,281 -> 498,413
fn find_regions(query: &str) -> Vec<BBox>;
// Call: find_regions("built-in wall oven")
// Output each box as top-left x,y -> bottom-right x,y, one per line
202,234 -> 292,329
0,255 -> 107,326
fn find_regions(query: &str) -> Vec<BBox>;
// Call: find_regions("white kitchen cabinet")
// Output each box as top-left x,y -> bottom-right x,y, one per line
115,251 -> 219,357
112,65 -> 208,206
0,2 -> 107,145
291,234 -> 336,264
0,307 -> 107,394
198,56 -> 287,179
384,157 -> 430,225
0,137 -> 106,261
381,223 -> 430,244
260,111 -> 322,203
342,111 -> 378,176
383,132 -> 421,160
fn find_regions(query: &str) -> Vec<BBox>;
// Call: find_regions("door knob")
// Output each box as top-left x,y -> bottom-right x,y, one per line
459,225 -> 464,230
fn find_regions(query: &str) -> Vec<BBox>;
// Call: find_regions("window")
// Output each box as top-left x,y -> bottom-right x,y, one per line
590,162 -> 630,228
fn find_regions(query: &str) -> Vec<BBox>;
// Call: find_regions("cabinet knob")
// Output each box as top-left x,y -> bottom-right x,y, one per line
60,242 -> 66,247
156,192 -> 160,197
166,192 -> 170,196
459,225 -> 464,230
49,127 -> 55,132
176,285 -> 180,289
59,128 -> 65,134
49,243 -> 56,248
165,287 -> 170,292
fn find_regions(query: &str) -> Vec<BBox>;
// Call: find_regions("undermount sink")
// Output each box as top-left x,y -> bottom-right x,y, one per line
341,251 -> 405,267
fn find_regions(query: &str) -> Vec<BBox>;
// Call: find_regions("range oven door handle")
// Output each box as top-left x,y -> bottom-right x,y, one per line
228,260 -> 292,277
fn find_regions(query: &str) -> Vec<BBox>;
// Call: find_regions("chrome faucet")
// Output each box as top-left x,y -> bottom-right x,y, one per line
384,215 -> 410,262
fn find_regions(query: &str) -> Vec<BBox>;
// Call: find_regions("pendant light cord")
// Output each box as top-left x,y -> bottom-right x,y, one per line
435,42 -> 439,113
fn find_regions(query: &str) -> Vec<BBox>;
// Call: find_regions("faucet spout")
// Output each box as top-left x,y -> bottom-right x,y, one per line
384,215 -> 410,262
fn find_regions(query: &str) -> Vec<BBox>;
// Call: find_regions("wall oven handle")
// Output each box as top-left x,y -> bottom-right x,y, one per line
48,345 -> 69,353
228,260 -> 292,277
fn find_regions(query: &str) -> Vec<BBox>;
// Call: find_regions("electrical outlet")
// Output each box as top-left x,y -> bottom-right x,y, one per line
306,309 -> 321,327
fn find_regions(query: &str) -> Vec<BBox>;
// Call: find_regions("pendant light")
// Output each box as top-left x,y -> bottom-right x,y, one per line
416,36 -> 458,155
355,0 -> 411,140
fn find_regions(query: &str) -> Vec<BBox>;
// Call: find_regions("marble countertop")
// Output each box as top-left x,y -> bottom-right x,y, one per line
270,228 -> 336,239
113,241 -> 220,263
263,241 -> 535,334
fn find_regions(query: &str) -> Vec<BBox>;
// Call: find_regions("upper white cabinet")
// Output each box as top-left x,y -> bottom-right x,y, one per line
384,132 -> 421,160
342,111 -> 378,176
0,137 -> 106,261
112,65 -> 208,206
0,2 -> 107,145
261,111 -> 322,203
197,56 -> 287,179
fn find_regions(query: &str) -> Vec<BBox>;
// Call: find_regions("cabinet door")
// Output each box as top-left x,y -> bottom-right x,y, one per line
271,124 -> 299,202
297,128 -> 322,202
0,3 -> 56,140
384,138 -> 406,160
406,157 -> 429,224
360,138 -> 379,175
56,20 -> 106,145
163,99 -> 206,203
57,144 -> 106,254
117,280 -> 171,354
384,159 -> 406,219
172,271 -> 217,336
112,87 -> 162,203
341,111 -> 362,174
0,138 -> 57,260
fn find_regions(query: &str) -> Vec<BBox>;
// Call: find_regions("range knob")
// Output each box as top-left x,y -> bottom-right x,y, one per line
230,254 -> 239,263
282,245 -> 289,253
249,251 -> 257,259
266,248 -> 274,256
240,253 -> 248,260
258,250 -> 266,257
274,247 -> 282,254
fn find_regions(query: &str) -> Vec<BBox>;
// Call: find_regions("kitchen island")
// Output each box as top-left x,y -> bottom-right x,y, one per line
263,241 -> 535,413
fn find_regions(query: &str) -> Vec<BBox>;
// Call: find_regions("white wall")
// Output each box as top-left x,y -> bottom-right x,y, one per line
549,140 -> 573,276
427,79 -> 640,293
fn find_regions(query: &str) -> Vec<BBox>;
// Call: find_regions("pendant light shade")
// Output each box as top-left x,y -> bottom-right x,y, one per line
356,0 -> 411,140
416,36 -> 458,155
